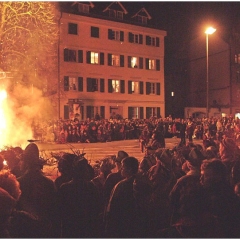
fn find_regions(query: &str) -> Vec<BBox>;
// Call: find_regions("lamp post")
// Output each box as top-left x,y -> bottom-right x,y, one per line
205,27 -> 216,118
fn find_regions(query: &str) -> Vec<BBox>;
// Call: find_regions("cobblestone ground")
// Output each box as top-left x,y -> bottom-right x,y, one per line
40,138 -> 203,181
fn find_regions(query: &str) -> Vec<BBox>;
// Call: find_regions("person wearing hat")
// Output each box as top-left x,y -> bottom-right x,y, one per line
103,151 -> 128,220
139,146 -> 156,176
17,143 -> 58,237
104,156 -> 139,237
57,154 -> 101,238
169,147 -> 205,225
147,148 -> 177,232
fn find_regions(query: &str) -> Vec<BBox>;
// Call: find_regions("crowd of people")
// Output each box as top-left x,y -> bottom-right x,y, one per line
1,115 -> 240,237
32,114 -> 240,145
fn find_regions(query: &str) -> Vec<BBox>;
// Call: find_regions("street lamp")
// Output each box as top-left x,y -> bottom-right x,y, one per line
205,27 -> 216,118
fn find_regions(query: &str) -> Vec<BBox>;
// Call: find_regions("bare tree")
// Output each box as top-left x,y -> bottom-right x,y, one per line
0,2 -> 59,94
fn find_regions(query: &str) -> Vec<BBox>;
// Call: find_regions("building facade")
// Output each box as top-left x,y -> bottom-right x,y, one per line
58,2 -> 166,120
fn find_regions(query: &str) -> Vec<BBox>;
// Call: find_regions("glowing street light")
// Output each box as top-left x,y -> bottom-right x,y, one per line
205,27 -> 216,118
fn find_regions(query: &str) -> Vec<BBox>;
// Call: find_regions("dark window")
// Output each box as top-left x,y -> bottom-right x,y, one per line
64,49 -> 76,62
68,23 -> 78,35
87,78 -> 98,92
64,76 -> 69,91
87,106 -> 94,119
120,80 -> 125,93
91,26 -> 99,38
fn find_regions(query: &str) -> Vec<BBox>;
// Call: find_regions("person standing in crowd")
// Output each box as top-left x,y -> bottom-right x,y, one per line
57,155 -> 101,238
200,159 -> 240,237
139,146 -> 156,176
0,169 -> 52,238
186,117 -> 195,143
103,150 -> 129,206
147,148 -> 177,232
179,118 -> 187,146
16,143 -> 58,237
104,156 -> 139,238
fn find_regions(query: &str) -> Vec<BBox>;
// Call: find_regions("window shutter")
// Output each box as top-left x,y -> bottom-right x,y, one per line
78,50 -> 83,63
140,81 -> 144,94
100,78 -> 104,92
86,51 -> 91,64
64,49 -> 69,62
140,107 -> 144,119
156,59 -> 160,71
128,107 -> 133,119
128,56 -> 132,68
120,80 -> 125,93
128,32 -> 134,43
120,31 -> 124,41
87,78 -> 92,92
64,76 -> 69,91
120,55 -> 124,67
108,79 -> 113,93
64,105 -> 69,119
100,52 -> 104,65
156,83 -> 160,95
156,37 -> 160,47
139,57 -> 143,69
80,106 -> 84,120
78,77 -> 83,91
108,54 -> 112,66
145,58 -> 149,70
128,81 -> 132,94
146,82 -> 151,95
157,107 -> 161,118
139,34 -> 143,44
100,106 -> 105,119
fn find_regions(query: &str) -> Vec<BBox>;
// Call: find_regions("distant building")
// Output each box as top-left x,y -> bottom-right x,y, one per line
184,28 -> 240,119
58,2 -> 166,120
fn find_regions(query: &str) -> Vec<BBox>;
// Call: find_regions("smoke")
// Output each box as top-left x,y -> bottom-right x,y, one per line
0,83 -> 53,149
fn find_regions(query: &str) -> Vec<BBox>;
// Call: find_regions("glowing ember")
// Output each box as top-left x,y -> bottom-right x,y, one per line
3,160 -> 7,166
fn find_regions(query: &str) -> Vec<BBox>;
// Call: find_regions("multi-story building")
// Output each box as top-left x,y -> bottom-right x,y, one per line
58,2 -> 166,120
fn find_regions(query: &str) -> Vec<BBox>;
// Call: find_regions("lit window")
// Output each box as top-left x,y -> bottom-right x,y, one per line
132,81 -> 139,94
112,80 -> 120,93
112,55 -> 120,66
149,59 -> 155,70
91,52 -> 98,64
69,77 -> 77,91
131,57 -> 138,68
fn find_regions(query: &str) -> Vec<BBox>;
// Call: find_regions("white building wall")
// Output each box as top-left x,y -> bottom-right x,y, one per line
59,12 -> 166,120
